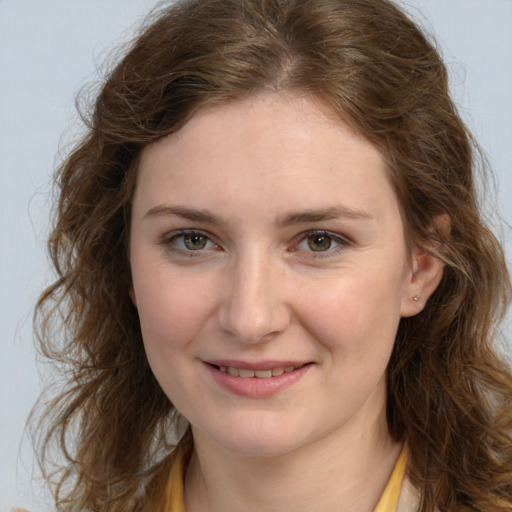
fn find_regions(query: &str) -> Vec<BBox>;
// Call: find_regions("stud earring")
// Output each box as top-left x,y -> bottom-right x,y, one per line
413,295 -> 420,302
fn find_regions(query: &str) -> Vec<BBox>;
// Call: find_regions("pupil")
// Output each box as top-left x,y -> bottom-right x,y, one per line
308,234 -> 331,251
185,234 -> 206,250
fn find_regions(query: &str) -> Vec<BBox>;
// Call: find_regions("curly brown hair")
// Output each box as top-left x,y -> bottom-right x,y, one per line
33,0 -> 512,510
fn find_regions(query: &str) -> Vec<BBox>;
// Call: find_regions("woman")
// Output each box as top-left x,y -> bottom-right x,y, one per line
33,0 -> 512,510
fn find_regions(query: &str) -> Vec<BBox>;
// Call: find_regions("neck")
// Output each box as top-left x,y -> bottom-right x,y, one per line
184,407 -> 401,512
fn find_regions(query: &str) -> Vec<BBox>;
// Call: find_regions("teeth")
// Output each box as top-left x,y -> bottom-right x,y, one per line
218,365 -> 300,377
255,369 -> 272,378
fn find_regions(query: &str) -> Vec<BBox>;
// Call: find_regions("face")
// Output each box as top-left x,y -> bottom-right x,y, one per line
129,93 -> 422,458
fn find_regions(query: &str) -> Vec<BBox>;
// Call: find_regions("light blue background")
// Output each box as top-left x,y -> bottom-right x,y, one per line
1,1 -> 511,510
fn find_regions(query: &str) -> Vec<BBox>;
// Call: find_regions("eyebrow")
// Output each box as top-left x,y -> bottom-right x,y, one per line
144,205 -> 226,224
144,204 -> 373,226
276,205 -> 373,227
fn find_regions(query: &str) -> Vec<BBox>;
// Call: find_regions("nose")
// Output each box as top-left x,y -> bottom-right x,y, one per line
217,253 -> 291,344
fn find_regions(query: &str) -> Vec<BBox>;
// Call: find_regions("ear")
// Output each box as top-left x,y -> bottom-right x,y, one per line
129,286 -> 138,308
400,214 -> 450,318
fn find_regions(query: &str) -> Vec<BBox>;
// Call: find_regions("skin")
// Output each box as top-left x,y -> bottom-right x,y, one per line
129,92 -> 444,511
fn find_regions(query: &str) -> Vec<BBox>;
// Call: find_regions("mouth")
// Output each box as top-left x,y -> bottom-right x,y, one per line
204,361 -> 312,397
213,363 -> 306,379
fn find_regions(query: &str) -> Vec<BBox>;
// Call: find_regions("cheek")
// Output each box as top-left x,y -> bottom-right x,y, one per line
133,266 -> 217,354
132,270 -> 218,407
295,269 -> 405,359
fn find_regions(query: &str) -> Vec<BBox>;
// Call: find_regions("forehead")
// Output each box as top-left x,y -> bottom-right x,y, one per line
134,92 -> 401,226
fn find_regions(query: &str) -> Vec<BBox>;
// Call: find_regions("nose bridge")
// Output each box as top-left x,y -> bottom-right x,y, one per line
218,247 -> 290,343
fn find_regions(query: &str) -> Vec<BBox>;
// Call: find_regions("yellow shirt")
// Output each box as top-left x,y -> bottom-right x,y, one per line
164,445 -> 408,512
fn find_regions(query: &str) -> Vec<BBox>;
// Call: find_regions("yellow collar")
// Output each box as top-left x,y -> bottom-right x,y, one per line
374,445 -> 408,512
164,443 -> 187,511
164,444 -> 407,512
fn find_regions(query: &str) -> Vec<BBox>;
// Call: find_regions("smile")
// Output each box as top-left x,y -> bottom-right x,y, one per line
218,365 -> 302,378
205,361 -> 311,397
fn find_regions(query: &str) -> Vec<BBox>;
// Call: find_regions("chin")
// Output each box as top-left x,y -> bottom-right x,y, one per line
216,435 -> 304,459
193,414 -> 312,458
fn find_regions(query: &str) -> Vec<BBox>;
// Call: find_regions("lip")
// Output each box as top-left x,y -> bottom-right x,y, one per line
203,360 -> 312,398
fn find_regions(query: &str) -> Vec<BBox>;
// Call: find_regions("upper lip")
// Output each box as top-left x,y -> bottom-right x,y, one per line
204,360 -> 309,371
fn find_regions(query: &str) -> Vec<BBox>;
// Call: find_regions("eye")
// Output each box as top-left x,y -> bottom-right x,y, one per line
293,230 -> 349,255
182,233 -> 208,250
163,230 -> 219,253
306,233 -> 334,252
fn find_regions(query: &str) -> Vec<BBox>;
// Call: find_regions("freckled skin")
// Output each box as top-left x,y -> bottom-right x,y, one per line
129,92 -> 431,461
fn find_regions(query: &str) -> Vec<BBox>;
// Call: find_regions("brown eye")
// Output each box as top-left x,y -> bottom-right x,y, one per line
184,233 -> 208,250
307,234 -> 332,252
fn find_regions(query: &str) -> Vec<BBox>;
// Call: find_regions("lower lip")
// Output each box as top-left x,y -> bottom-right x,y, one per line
204,363 -> 311,398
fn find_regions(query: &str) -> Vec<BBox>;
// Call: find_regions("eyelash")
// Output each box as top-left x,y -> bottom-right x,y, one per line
161,229 -> 351,258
